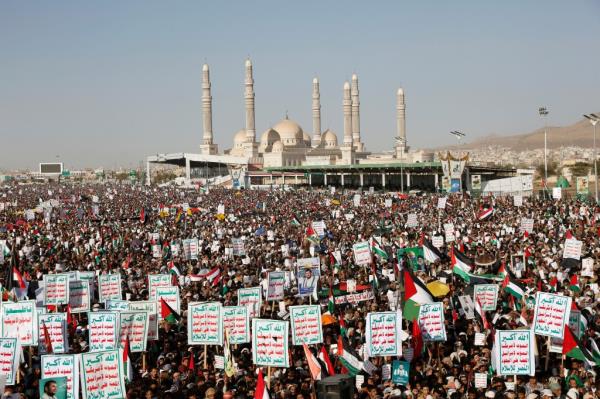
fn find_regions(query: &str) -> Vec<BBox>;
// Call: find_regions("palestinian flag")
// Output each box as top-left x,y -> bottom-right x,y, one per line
303,343 -> 322,380
590,338 -> 600,365
255,368 -> 271,399
42,321 -> 53,354
123,335 -> 133,382
562,325 -> 596,366
569,274 -> 581,292
423,240 -> 442,264
451,247 -> 473,282
306,226 -> 320,245
339,317 -> 348,338
496,262 -> 508,280
403,269 -> 435,321
160,298 -> 180,324
478,205 -> 494,221
370,237 -> 388,260
291,214 -> 301,227
318,346 -> 335,376
12,267 -> 26,289
337,335 -> 363,376
168,261 -> 181,285
502,274 -> 525,300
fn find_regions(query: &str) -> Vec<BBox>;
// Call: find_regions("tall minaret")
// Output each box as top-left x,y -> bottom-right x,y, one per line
395,87 -> 407,157
244,58 -> 256,143
343,81 -> 353,146
200,63 -> 218,155
351,73 -> 362,151
312,77 -> 322,147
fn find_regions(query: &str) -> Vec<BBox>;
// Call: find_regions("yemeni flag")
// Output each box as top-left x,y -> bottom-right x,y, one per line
403,269 -> 435,321
370,237 -> 388,261
502,274 -> 525,300
478,205 -> 494,221
475,298 -> 490,330
306,226 -> 320,245
123,335 -> 133,382
318,346 -> 335,376
303,343 -> 322,380
160,298 -> 180,324
423,240 -> 442,264
337,335 -> 363,376
569,274 -> 581,292
12,267 -> 26,289
255,368 -> 271,399
168,261 -> 181,285
451,247 -> 474,283
562,325 -> 596,366
42,321 -> 53,354
291,214 -> 301,227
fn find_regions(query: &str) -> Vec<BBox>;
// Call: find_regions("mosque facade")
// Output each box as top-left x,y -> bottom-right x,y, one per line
199,59 -> 434,168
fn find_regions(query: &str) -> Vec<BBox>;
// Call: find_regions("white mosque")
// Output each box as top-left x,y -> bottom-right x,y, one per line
199,59 -> 433,168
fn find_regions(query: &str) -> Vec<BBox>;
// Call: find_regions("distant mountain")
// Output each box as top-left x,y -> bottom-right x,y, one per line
448,114 -> 599,150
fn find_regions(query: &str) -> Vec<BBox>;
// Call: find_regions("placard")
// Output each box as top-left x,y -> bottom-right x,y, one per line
238,287 -> 262,318
406,213 -> 418,228
38,313 -> 67,354
148,274 -> 172,299
432,236 -> 444,248
252,319 -> 289,368
444,223 -> 455,242
418,303 -> 446,341
475,373 -> 487,389
296,266 -> 319,297
457,295 -> 475,319
366,311 -> 403,356
41,354 -> 79,399
473,284 -> 499,311
496,330 -> 535,376
44,274 -> 70,306
106,300 -> 129,312
437,197 -> 447,209
68,280 -> 91,313
312,221 -> 326,237
188,302 -> 223,346
223,306 -> 250,344
154,286 -> 180,319
391,360 -> 409,386
80,350 -> 126,399
582,258 -> 594,277
128,301 -> 158,341
520,218 -> 534,234
119,311 -> 149,352
88,312 -> 119,352
98,274 -> 122,302
353,194 -> 361,207
232,238 -> 246,256
532,292 -> 571,338
563,238 -> 582,260
266,271 -> 285,301
552,187 -> 562,200
353,241 -> 371,266
1,300 -> 37,345
289,305 -> 323,345
514,195 -> 523,207
0,339 -> 20,385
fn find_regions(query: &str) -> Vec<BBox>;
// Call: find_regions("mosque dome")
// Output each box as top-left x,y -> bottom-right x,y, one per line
321,129 -> 338,148
272,117 -> 304,146
259,128 -> 281,152
272,140 -> 284,153
233,129 -> 246,149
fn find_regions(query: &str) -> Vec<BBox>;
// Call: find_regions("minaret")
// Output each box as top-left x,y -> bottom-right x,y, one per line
351,73 -> 362,151
343,81 -> 353,146
395,87 -> 407,157
200,63 -> 218,155
312,77 -> 322,147
243,58 -> 258,158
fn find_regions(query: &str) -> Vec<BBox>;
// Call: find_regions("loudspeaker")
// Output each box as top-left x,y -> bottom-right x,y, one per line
315,374 -> 355,399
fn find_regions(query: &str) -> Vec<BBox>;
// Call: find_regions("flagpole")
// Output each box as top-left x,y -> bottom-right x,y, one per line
204,344 -> 208,370
267,366 -> 272,390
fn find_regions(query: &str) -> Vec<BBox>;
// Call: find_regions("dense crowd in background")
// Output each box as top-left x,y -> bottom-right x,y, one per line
0,182 -> 599,399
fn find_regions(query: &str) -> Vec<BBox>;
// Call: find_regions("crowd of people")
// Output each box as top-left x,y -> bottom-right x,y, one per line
0,182 -> 598,399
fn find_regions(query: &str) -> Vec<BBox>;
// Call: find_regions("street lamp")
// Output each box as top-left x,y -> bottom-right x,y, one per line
583,113 -> 600,203
538,107 -> 549,194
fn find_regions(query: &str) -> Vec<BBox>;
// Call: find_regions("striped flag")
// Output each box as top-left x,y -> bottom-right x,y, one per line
160,298 -> 180,324
303,343 -> 322,380
291,214 -> 301,227
318,346 -> 335,376
478,205 -> 494,221
451,247 -> 473,282
12,267 -> 26,289
123,335 -> 133,382
370,237 -> 388,260
502,274 -> 525,300
475,298 -> 490,330
562,325 -> 596,367
422,240 -> 442,264
42,321 -> 53,354
402,269 -> 435,321
306,226 -> 320,245
337,336 -> 363,376
255,369 -> 271,399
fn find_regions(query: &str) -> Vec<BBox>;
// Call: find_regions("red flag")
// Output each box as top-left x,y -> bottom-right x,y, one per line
565,230 -> 573,239
412,321 -> 423,359
188,351 -> 195,372
42,321 -> 53,354
255,368 -> 270,399
67,304 -> 77,330
418,232 -> 424,247
318,346 -> 335,376
12,267 -> 26,289
139,208 -> 145,223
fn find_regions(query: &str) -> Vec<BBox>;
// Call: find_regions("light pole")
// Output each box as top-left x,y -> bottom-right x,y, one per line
538,107 -> 549,195
584,113 -> 600,203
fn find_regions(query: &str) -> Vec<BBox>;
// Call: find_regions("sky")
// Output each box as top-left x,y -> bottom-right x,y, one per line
1,1 -> 599,170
